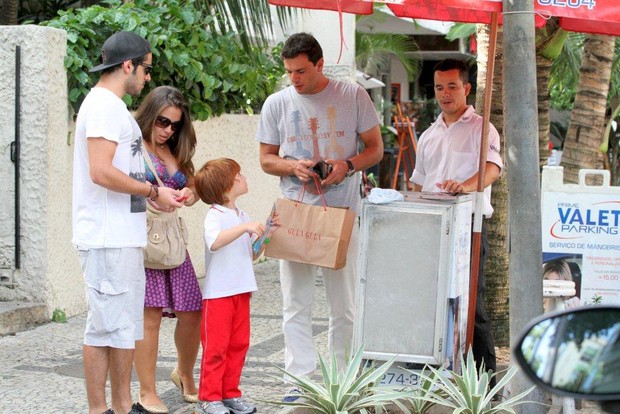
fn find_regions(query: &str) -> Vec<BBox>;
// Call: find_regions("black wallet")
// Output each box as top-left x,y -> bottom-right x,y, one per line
312,160 -> 333,180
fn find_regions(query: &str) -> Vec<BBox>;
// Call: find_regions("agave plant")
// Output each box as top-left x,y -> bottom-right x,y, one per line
265,345 -> 411,414
402,366 -> 442,414
413,350 -> 535,414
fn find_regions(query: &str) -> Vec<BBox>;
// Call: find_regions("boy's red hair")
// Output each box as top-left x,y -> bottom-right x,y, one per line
194,158 -> 241,205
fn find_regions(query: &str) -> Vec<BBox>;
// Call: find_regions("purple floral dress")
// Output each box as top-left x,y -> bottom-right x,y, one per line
144,151 -> 202,315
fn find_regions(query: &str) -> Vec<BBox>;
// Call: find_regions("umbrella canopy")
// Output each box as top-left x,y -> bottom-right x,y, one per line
269,0 -> 546,25
270,0 -> 620,35
451,0 -> 620,35
356,70 -> 386,89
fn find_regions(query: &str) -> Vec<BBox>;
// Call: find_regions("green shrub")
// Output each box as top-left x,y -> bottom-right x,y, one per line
41,0 -> 283,119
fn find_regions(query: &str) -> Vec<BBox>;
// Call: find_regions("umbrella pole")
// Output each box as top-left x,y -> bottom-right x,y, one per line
466,12 -> 499,352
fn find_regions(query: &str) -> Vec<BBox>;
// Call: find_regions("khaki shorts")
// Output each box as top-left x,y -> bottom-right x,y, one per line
78,247 -> 145,349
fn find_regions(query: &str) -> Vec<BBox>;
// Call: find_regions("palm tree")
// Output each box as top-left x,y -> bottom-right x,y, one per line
474,23 -> 509,347
355,31 -> 421,80
355,29 -> 421,125
534,19 -> 570,169
196,0 -> 288,51
1,0 -> 18,24
561,34 -> 616,183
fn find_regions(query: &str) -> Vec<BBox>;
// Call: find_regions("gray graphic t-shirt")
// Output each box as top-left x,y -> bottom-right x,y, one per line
256,79 -> 380,214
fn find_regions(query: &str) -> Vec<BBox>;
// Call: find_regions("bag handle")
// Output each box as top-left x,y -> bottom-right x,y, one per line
143,141 -> 179,218
298,174 -> 328,211
143,141 -> 165,187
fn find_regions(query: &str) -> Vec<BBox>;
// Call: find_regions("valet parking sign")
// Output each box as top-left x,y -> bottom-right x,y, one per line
541,167 -> 620,305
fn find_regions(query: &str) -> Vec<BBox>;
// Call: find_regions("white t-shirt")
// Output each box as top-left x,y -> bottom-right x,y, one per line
203,205 -> 257,299
411,106 -> 503,217
255,79 -> 380,215
72,87 -> 147,248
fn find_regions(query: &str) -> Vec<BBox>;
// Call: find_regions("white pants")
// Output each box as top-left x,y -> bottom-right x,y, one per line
280,224 -> 359,376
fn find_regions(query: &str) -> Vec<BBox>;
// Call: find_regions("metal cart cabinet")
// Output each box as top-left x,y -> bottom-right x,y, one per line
354,192 -> 473,371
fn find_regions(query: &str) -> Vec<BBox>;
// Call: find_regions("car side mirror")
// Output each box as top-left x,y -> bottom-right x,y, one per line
514,306 -> 620,413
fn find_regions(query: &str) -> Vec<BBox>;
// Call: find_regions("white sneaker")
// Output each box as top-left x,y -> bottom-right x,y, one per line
194,401 -> 230,414
222,397 -> 256,414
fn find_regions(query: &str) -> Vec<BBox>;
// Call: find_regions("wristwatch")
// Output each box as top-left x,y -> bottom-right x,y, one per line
345,159 -> 355,177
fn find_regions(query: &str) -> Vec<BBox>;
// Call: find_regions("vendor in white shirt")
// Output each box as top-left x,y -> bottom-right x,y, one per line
410,58 -> 503,385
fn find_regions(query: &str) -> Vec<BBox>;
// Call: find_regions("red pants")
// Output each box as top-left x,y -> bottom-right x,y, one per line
198,293 -> 251,401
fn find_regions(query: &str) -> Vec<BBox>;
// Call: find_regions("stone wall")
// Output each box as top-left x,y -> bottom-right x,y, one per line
0,25 -> 72,317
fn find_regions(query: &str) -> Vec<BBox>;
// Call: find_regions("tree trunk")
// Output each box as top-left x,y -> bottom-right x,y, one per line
561,34 -> 615,183
534,20 -> 566,170
0,0 -> 19,25
537,54 -> 553,169
475,24 -> 509,348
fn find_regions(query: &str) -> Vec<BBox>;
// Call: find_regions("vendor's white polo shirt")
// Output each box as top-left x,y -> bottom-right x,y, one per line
203,204 -> 257,299
410,106 -> 503,217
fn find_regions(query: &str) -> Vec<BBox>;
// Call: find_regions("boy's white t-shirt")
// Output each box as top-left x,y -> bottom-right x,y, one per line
203,204 -> 257,299
72,87 -> 147,248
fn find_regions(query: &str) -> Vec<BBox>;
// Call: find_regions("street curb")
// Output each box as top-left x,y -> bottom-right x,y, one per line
0,301 -> 48,336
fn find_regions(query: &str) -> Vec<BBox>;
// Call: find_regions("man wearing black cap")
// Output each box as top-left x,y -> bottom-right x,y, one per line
72,31 -> 183,414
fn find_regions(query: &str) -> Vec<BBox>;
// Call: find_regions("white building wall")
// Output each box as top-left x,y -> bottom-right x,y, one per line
0,26 -> 75,314
391,55 -> 410,103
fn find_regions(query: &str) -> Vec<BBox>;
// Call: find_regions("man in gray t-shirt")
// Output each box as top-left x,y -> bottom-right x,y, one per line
255,32 -> 382,385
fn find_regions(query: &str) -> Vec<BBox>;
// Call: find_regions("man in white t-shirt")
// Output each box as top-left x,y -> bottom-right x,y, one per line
410,59 -> 503,386
72,31 -> 182,414
255,33 -> 383,395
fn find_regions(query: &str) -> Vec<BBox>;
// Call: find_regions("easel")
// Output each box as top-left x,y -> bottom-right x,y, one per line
391,103 -> 418,190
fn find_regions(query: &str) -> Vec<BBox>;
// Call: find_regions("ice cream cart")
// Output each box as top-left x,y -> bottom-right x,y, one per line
353,192 -> 473,385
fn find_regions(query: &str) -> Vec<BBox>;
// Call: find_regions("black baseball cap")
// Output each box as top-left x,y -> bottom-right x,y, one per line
89,31 -> 151,73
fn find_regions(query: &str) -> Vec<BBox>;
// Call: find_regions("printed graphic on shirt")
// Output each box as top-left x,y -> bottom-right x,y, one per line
286,108 -> 347,162
130,137 -> 147,213
308,117 -> 322,162
325,106 -> 344,159
285,108 -> 349,195
291,110 -> 312,160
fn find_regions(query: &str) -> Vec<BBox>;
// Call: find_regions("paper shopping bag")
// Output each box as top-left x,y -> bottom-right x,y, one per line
265,197 -> 356,270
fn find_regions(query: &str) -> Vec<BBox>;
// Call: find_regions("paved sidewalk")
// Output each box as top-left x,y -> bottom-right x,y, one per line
0,259 -> 328,414
0,259 -> 605,413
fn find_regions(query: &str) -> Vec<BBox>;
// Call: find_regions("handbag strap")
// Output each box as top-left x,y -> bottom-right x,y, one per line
143,141 -> 165,188
298,174 -> 328,211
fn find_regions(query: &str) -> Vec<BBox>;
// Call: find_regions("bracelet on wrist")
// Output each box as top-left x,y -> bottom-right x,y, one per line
149,184 -> 159,201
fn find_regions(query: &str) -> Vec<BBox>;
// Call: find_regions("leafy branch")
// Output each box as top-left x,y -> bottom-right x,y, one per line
41,0 -> 284,119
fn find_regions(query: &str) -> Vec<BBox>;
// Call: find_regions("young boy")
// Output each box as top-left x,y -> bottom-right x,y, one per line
193,158 -> 278,414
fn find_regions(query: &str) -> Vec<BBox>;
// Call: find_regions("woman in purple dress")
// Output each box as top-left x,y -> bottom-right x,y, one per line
134,86 -> 202,414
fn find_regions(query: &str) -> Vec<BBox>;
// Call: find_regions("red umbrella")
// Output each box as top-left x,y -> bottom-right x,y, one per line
268,0 -> 503,352
451,0 -> 620,35
387,1 -> 546,26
